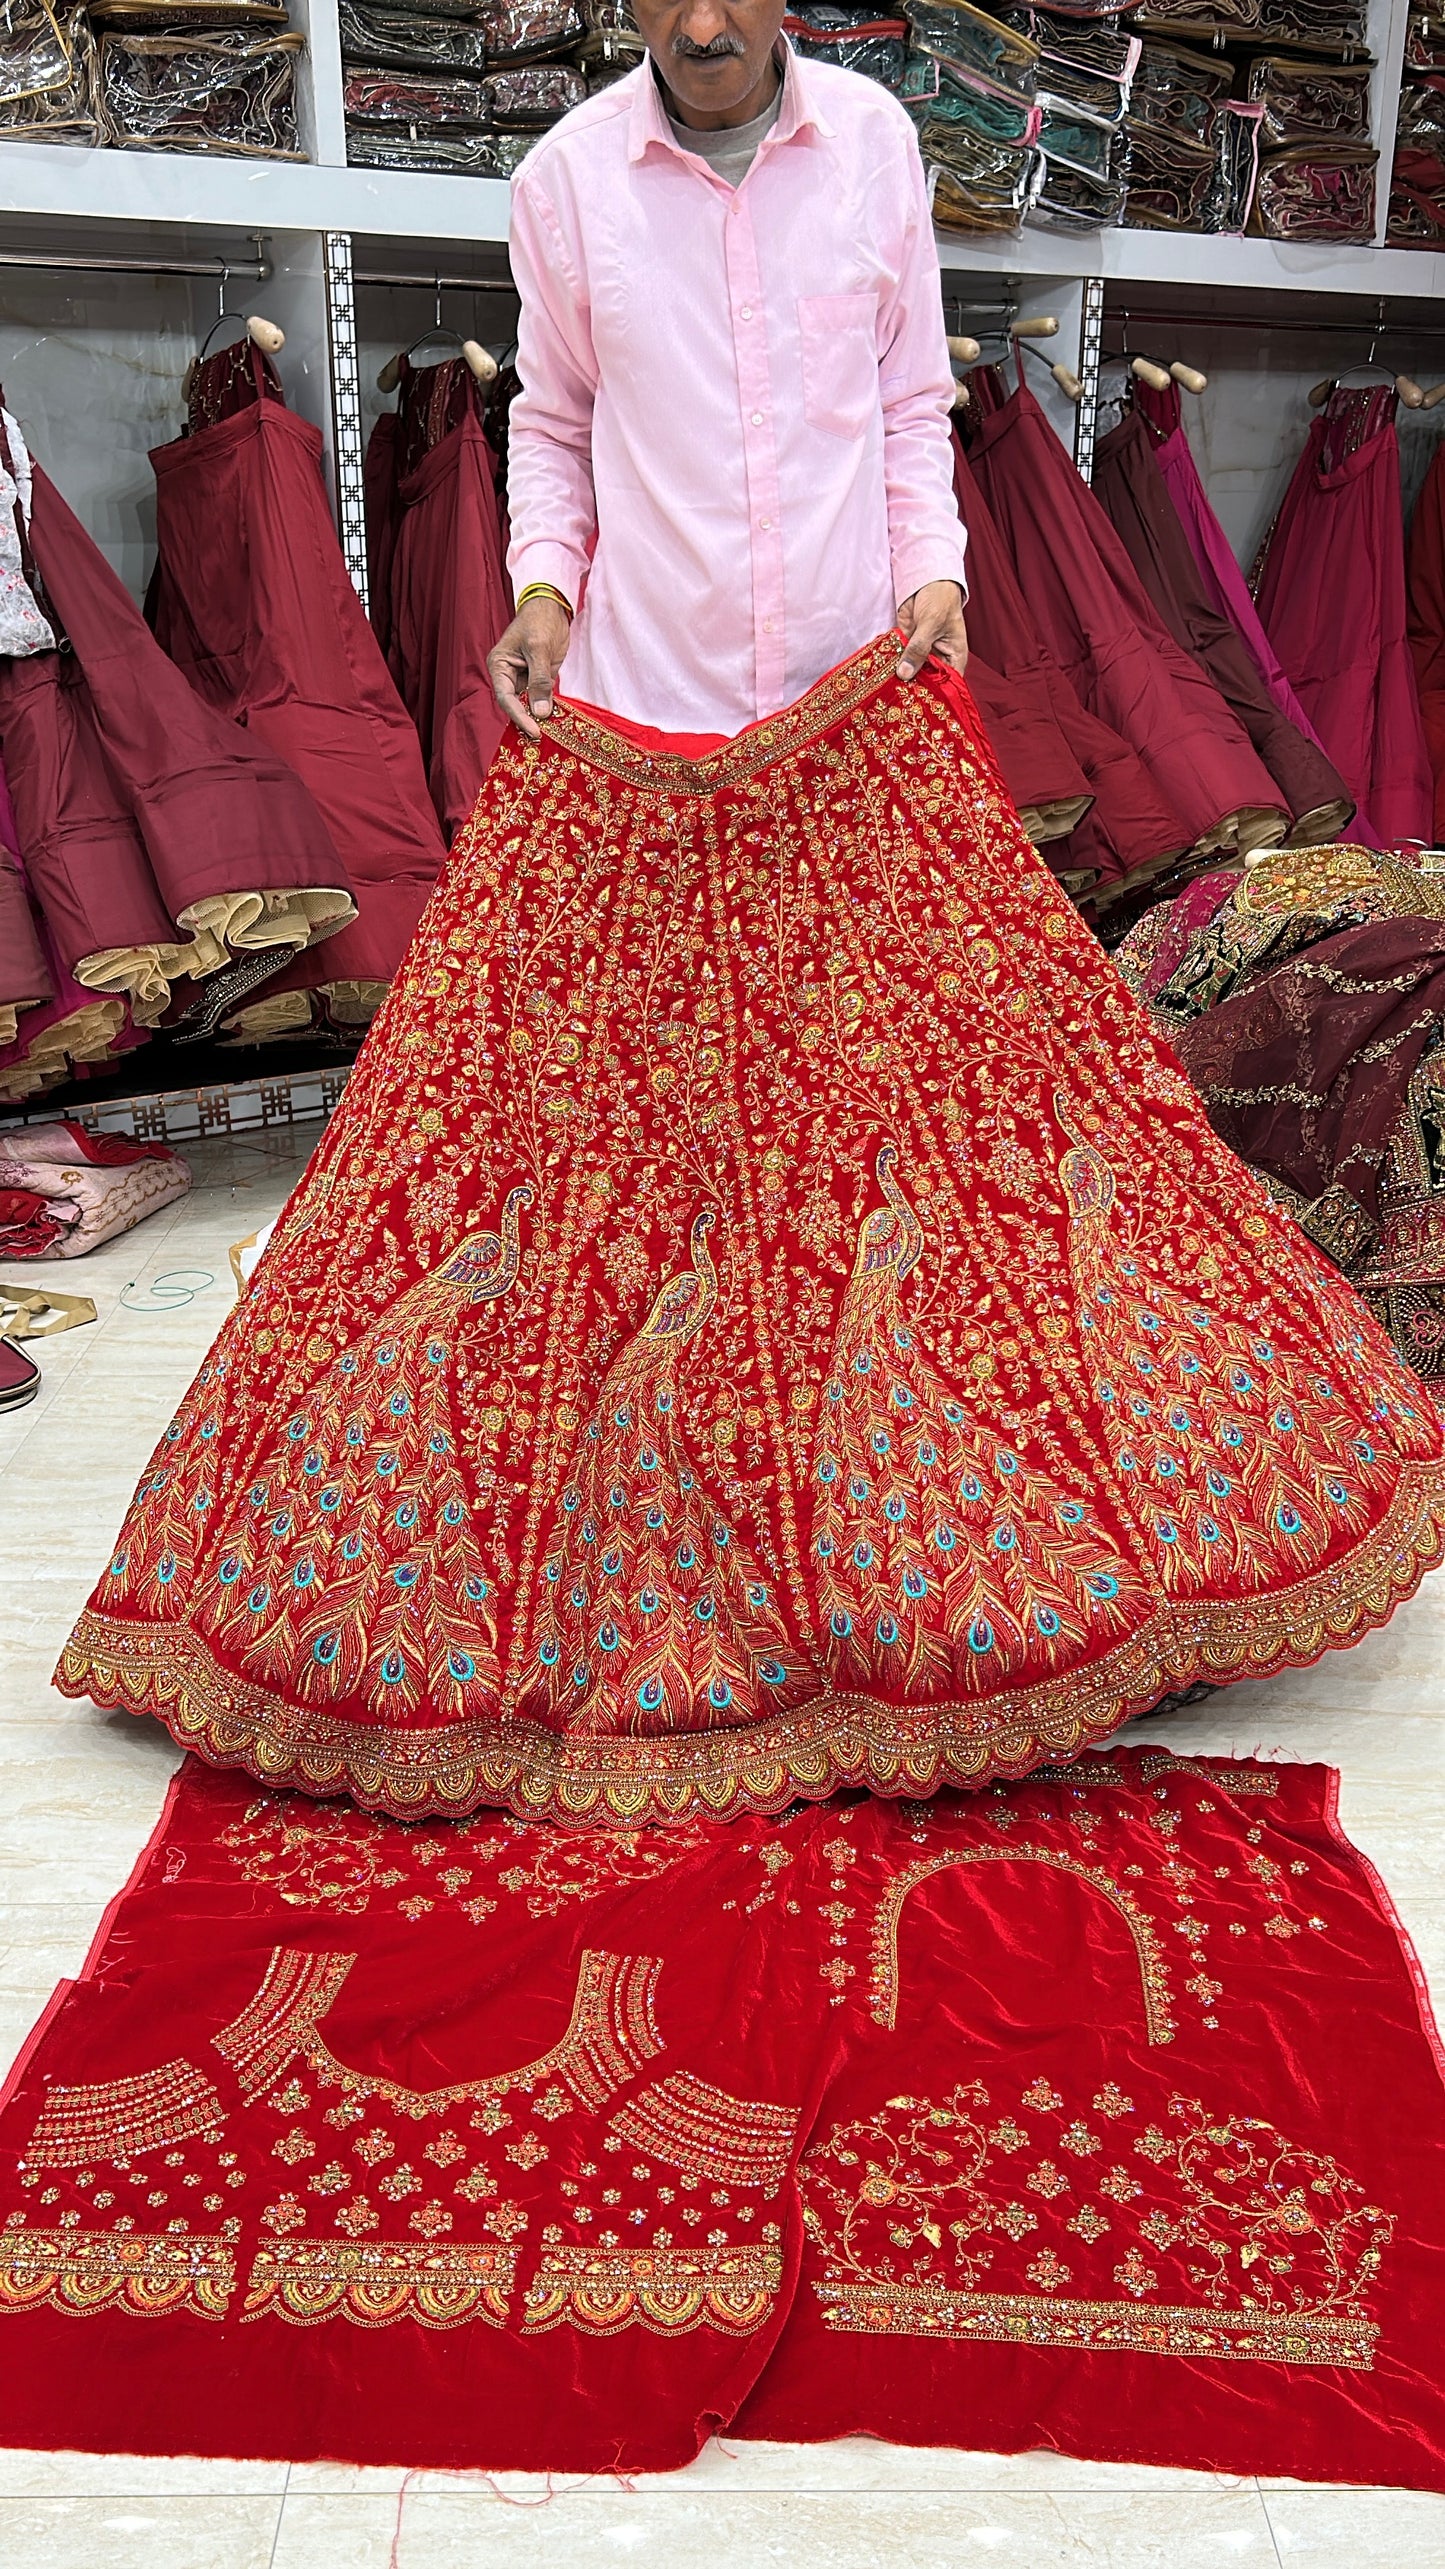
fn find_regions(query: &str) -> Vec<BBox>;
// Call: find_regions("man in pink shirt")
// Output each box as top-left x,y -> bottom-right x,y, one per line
487,0 -> 970,741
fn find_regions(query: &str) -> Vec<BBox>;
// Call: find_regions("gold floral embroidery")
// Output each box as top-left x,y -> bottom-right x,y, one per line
0,2222 -> 235,2320
242,2235 -> 514,2329
869,1847 -> 1175,2041
26,2060 -> 226,2166
608,2074 -> 798,2190
802,2084 -> 1390,2368
522,2233 -> 783,2336
213,1947 -> 356,2100
548,636 -> 896,797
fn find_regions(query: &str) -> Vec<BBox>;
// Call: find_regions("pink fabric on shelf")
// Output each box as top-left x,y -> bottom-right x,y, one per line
505,50 -> 968,731
1254,388 -> 1433,848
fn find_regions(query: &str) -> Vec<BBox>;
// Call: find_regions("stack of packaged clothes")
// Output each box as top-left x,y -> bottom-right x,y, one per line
0,0 -> 306,156
1388,0 -> 1445,243
0,1118 -> 191,1258
342,0 -> 641,173
1129,0 -> 1375,241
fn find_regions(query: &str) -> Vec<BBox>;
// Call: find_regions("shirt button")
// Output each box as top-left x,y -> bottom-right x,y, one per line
759,515 -> 772,529
763,617 -> 774,632
740,305 -> 753,320
750,411 -> 764,426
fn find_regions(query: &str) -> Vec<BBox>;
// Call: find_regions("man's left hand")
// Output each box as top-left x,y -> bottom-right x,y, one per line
896,580 -> 968,681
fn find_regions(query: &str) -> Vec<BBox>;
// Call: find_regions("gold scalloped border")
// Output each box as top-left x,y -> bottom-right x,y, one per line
54,1459 -> 1445,1828
547,632 -> 903,797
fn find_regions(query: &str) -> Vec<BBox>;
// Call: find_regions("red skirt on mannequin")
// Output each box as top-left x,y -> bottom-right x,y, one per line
58,636 -> 1445,1823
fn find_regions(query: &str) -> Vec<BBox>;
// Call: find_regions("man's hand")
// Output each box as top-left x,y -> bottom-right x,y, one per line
488,593 -> 573,741
896,579 -> 969,681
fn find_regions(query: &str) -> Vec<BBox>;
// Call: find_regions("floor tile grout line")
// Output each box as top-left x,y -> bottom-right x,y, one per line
266,2462 -> 292,2566
1257,2482 -> 1288,2567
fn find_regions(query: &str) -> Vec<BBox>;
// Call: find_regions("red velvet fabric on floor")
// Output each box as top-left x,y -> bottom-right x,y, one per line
148,356 -> 446,990
1257,387 -> 1434,848
1,1747 -> 1443,2490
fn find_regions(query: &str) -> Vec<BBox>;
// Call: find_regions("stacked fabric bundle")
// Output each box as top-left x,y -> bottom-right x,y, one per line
0,0 -> 307,154
1129,0 -> 1375,241
1009,9 -> 1136,235
342,0 -> 635,174
1113,843 -> 1445,1380
0,389 -> 358,1101
897,0 -> 1043,233
0,1117 -> 190,1258
1387,0 -> 1445,242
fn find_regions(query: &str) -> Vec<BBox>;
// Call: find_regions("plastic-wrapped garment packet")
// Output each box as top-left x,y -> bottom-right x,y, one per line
1135,0 -> 1260,34
339,0 -> 489,75
0,0 -> 99,135
1123,115 -> 1216,222
931,154 -> 1043,230
785,8 -> 908,87
901,54 -> 1039,142
1246,51 -> 1373,147
347,117 -> 533,166
1130,37 -> 1232,147
1036,92 -> 1117,175
480,0 -> 581,60
1005,16 -> 1138,125
485,58 -> 582,122
576,23 -> 644,84
1253,139 -> 1376,238
343,63 -> 488,122
99,26 -> 302,151
1254,0 -> 1368,47
904,0 -> 1037,101
1207,95 -> 1263,230
1028,155 -> 1128,225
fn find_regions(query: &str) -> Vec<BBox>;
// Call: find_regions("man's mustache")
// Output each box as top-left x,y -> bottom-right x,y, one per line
672,30 -> 747,54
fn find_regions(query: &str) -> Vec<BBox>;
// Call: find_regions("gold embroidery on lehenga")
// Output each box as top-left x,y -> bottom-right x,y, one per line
801,2085 -> 1390,2367
0,2222 -> 235,2320
26,2059 -> 227,2165
241,2235 -> 515,2329
522,2233 -> 783,2336
870,1848 -> 1175,2042
608,2073 -> 798,2189
518,1210 -> 817,1761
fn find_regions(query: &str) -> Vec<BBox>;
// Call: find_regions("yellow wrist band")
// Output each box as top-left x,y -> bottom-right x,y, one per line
517,581 -> 574,619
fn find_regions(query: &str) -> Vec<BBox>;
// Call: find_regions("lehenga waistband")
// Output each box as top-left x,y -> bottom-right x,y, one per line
545,630 -> 907,797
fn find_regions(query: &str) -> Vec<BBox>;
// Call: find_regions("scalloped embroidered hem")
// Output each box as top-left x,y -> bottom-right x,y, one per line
54,1456 -> 1445,1826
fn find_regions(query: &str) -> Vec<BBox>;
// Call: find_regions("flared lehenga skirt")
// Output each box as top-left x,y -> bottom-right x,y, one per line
57,635 -> 1445,1823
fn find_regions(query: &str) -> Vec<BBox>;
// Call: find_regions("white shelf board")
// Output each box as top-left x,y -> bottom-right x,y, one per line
936,224 -> 1445,300
0,143 -> 512,246
1,140 -> 1443,297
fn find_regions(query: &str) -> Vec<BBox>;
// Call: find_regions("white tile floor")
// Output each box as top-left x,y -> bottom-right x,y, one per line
2,1121 -> 1443,2568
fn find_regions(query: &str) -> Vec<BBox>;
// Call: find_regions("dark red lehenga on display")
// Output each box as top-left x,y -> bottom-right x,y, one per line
57,637 -> 1445,1824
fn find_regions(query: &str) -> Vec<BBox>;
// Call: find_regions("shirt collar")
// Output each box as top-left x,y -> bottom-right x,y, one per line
627,38 -> 832,166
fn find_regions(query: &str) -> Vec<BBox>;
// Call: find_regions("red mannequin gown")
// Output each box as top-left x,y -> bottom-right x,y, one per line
57,636 -> 1445,1824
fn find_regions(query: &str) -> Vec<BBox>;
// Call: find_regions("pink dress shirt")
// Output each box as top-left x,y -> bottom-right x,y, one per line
506,49 -> 969,735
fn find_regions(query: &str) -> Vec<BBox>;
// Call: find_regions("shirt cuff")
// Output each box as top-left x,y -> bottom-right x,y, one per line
507,539 -> 588,614
891,536 -> 970,610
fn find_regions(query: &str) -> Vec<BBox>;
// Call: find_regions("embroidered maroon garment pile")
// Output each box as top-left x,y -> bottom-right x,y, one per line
1,1747 -> 1443,2489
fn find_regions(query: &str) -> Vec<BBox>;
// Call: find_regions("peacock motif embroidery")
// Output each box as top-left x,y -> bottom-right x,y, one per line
809,1144 -> 1144,1694
188,1189 -> 532,1722
520,1210 -> 816,1738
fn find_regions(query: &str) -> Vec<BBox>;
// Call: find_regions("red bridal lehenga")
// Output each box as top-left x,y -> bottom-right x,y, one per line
57,635 -> 1445,1823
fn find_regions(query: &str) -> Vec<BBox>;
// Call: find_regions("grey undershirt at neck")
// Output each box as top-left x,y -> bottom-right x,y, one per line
666,79 -> 782,187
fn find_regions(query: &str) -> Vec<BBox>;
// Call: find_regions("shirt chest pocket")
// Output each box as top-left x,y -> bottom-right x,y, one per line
797,292 -> 879,441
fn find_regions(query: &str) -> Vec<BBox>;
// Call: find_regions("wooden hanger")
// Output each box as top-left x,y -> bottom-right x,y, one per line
181,310 -> 285,403
377,332 -> 497,396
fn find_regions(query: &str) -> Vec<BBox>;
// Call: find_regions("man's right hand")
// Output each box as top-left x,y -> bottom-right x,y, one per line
488,592 -> 573,741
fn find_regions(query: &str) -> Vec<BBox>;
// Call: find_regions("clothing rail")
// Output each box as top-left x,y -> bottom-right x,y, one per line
353,269 -> 516,294
0,248 -> 271,281
1106,306 -> 1445,342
